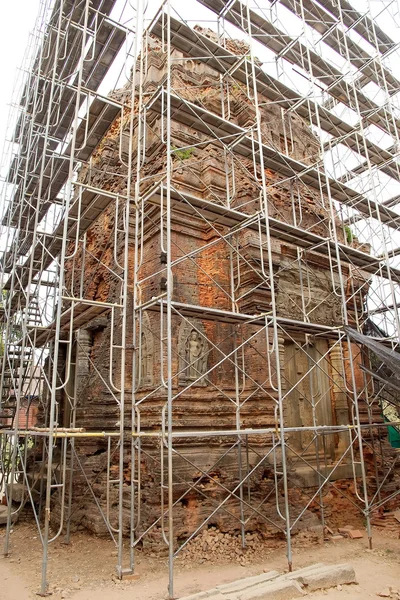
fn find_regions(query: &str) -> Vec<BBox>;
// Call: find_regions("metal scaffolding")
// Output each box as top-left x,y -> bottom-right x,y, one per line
1,0 -> 400,597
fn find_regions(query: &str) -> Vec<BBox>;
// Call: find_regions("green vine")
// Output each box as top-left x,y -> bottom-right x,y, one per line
172,145 -> 194,161
2,436 -> 34,473
344,225 -> 353,244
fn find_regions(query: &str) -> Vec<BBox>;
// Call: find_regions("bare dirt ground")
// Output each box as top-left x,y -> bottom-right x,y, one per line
0,523 -> 399,600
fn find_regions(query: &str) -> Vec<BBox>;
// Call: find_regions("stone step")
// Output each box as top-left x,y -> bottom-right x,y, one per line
178,563 -> 357,600
237,579 -> 304,600
285,563 -> 356,592
278,563 -> 326,582
182,593 -> 229,600
181,591 -> 225,600
216,571 -> 280,595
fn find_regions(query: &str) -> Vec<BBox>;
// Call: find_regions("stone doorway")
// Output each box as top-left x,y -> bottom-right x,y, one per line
283,339 -> 334,462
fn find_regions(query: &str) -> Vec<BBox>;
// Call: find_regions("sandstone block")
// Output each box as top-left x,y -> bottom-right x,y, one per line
182,591 -> 227,600
121,573 -> 140,581
377,589 -> 391,598
237,580 -> 304,600
6,483 -> 27,503
282,564 -> 326,580
0,505 -> 9,525
294,563 -> 356,591
216,571 -> 280,594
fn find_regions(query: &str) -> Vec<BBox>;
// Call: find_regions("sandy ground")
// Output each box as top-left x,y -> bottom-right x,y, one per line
0,523 -> 399,600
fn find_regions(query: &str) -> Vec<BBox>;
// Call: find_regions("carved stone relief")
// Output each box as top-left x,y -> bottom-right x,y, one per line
137,313 -> 153,387
178,319 -> 208,386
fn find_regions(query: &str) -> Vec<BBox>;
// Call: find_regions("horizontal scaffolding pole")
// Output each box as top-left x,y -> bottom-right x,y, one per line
147,88 -> 400,228
1,421 -> 398,438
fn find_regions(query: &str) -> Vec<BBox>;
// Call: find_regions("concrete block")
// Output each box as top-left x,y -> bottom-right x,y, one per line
294,563 -> 356,591
216,571 -> 280,594
237,580 -> 304,600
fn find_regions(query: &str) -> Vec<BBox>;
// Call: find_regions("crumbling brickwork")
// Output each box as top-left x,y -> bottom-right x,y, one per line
47,29 -> 397,545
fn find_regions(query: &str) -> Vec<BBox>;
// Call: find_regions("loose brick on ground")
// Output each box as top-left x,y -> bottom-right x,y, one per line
348,530 -> 363,539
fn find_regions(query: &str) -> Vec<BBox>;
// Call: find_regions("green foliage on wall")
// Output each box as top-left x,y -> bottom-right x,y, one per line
172,145 -> 194,160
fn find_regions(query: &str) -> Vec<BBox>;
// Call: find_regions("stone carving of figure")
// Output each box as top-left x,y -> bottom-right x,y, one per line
186,330 -> 207,381
141,332 -> 148,383
135,330 -> 152,387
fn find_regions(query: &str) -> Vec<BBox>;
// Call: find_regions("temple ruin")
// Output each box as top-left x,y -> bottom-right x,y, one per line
1,0 -> 400,596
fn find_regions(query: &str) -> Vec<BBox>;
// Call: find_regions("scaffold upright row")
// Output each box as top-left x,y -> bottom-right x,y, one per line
1,0 -> 400,597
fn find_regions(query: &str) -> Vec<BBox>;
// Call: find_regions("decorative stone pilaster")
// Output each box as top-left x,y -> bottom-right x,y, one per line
76,329 -> 92,394
329,341 -> 350,460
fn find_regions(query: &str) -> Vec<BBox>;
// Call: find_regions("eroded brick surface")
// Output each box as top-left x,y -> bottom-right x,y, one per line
45,32 -> 399,545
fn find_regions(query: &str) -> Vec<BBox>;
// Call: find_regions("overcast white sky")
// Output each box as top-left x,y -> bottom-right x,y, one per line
0,0 -> 399,209
0,1 -> 40,155
1,0 -> 398,147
